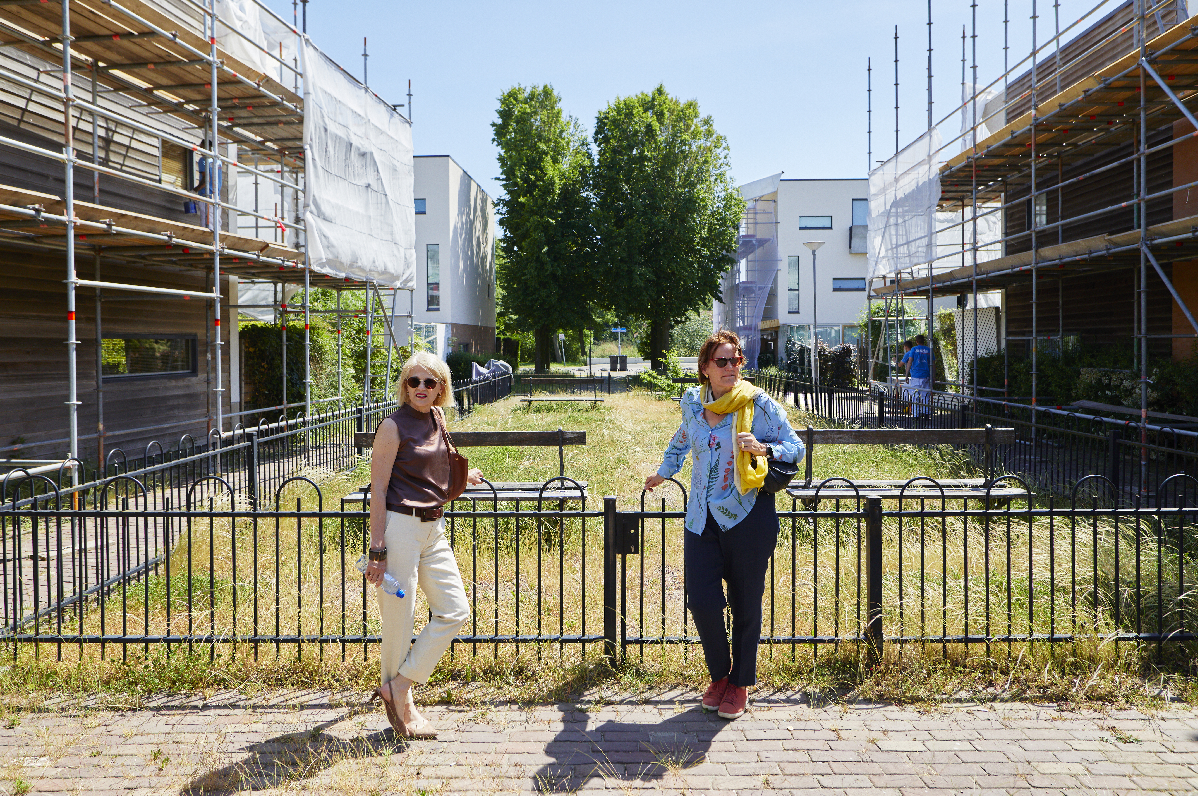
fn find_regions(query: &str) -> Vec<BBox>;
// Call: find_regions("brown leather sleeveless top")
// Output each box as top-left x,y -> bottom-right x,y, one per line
383,404 -> 450,511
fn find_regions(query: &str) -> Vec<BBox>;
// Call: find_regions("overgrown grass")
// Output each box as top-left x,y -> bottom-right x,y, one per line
2,393 -> 1196,708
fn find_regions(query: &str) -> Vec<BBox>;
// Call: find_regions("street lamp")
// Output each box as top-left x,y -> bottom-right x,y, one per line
804,241 -> 825,402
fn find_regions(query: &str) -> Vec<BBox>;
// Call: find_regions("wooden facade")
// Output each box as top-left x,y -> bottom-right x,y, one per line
0,251 -> 233,463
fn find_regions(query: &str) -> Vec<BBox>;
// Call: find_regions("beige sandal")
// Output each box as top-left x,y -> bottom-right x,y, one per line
373,680 -> 408,737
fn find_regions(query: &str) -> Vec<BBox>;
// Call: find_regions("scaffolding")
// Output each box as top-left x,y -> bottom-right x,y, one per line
0,0 -> 414,466
868,0 -> 1198,490
717,191 -> 781,367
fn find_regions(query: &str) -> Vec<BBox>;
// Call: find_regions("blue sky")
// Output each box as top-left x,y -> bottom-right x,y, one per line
265,0 -> 1112,201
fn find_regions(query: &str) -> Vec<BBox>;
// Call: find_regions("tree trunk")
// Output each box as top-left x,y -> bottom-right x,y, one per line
576,329 -> 586,367
534,327 -> 554,373
648,319 -> 671,372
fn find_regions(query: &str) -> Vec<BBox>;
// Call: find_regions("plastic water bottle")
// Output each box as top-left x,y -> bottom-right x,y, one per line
355,554 -> 405,598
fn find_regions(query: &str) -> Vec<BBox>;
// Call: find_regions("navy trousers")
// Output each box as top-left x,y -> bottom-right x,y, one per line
684,493 -> 779,687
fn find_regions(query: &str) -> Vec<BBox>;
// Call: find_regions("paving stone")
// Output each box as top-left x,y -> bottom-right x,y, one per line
1,692 -> 1194,793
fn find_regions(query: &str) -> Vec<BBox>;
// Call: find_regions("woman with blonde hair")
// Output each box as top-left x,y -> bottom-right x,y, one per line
645,330 -> 803,720
364,350 -> 481,737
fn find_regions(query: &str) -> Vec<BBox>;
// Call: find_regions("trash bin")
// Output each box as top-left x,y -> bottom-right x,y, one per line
608,355 -> 627,372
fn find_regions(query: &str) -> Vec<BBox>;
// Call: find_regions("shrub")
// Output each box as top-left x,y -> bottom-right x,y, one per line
446,350 -> 497,382
240,320 -> 336,419
818,343 -> 858,388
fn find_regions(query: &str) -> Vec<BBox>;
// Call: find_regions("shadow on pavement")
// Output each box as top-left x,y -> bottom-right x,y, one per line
180,714 -> 401,795
531,703 -> 730,793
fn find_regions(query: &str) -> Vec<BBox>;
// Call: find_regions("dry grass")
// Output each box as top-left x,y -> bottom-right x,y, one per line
3,392 -> 1196,709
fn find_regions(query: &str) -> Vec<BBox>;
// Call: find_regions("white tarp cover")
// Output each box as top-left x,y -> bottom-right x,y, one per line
301,38 -> 415,289
868,129 -> 942,281
215,0 -> 295,85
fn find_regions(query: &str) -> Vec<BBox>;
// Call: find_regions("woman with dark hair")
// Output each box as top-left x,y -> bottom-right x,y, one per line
644,330 -> 803,719
364,351 -> 481,738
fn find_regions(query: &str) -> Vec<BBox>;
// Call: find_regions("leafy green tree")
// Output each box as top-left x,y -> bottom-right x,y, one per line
591,85 -> 744,370
492,85 -> 595,373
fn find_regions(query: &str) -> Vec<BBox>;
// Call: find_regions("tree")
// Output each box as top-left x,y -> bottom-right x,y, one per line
591,85 -> 744,370
492,85 -> 595,372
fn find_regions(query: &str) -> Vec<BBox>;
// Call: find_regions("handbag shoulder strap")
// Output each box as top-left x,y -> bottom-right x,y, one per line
433,406 -> 458,455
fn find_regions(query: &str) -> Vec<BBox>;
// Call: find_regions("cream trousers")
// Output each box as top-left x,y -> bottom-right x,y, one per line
378,509 -> 470,686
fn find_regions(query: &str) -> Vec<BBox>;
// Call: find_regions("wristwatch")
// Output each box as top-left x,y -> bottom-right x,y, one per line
368,547 -> 387,562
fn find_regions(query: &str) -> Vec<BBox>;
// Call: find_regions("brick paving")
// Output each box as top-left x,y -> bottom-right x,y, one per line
1,688 -> 1196,794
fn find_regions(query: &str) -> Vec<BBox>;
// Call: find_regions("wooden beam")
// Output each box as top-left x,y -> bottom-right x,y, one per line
354,430 -> 587,448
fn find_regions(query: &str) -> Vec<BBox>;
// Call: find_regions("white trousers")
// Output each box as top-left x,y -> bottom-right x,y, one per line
378,509 -> 470,686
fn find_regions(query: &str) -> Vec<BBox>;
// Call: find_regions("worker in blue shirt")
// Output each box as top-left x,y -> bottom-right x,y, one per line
899,334 -> 932,417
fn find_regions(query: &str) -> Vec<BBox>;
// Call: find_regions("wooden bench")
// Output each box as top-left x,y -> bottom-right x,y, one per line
346,429 -> 588,505
787,425 -> 1025,503
520,376 -> 605,407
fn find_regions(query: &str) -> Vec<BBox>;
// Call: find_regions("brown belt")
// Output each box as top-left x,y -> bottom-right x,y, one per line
388,504 -> 444,522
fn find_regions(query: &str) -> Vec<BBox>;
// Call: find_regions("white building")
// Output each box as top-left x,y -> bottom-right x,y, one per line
406,155 -> 497,358
717,176 -> 870,367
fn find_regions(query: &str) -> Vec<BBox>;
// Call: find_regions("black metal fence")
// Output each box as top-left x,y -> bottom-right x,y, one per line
750,370 -> 1198,499
6,474 -> 1195,665
452,372 -> 513,418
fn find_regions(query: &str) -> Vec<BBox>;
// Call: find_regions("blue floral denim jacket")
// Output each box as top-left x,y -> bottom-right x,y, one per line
655,385 -> 804,534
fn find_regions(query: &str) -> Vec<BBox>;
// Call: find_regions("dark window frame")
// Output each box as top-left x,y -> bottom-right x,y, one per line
851,198 -> 868,226
426,243 -> 441,311
832,278 -> 867,292
101,334 -> 198,382
787,255 -> 800,314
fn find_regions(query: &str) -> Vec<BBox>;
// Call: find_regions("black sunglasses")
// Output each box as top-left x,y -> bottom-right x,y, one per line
406,376 -> 440,389
711,356 -> 744,368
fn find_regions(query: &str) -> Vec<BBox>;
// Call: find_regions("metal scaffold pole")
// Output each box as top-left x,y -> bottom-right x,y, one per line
1138,0 -> 1148,492
61,0 -> 79,465
866,57 -> 873,383
1030,0 -> 1039,449
362,285 -> 375,412
208,0 -> 224,437
971,0 -> 979,398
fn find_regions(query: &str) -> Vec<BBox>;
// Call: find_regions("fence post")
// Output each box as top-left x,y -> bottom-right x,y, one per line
865,496 -> 884,666
877,386 -> 886,426
1107,428 -> 1121,494
603,495 -> 618,663
355,406 -> 365,456
246,430 -> 259,511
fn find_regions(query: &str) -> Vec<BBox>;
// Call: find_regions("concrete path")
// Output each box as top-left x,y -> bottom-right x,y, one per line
2,688 -> 1196,795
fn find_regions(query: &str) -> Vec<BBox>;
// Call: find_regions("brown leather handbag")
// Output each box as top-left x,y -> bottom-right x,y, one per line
434,407 -> 469,502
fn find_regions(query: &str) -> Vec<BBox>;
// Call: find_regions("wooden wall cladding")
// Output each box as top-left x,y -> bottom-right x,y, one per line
1003,264 -> 1174,360
0,250 -> 232,461
0,121 -> 194,225
1005,1 -> 1186,120
1003,128 -> 1173,254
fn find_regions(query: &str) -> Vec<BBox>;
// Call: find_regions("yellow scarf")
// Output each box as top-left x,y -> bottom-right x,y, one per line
702,379 -> 767,495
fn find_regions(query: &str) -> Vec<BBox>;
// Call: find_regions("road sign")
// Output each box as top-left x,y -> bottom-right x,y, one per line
611,327 -> 626,333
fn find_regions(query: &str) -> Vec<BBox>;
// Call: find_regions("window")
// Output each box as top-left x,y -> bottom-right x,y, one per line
414,198 -> 426,215
798,216 -> 832,229
815,326 -> 841,346
787,324 -> 811,347
832,278 -> 867,291
842,325 -> 861,345
787,256 -> 800,313
101,335 -> 196,379
426,243 -> 440,310
852,199 -> 868,226
1028,194 -> 1047,230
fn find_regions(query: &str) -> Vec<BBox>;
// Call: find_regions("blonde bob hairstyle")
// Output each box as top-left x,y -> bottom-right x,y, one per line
394,350 -> 453,408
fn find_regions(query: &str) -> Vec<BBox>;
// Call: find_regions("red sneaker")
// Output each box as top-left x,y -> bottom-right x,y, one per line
718,685 -> 748,719
701,677 -> 728,712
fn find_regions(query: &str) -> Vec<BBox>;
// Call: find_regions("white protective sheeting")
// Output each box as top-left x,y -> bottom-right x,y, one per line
868,129 -> 942,282
215,0 -> 296,85
301,38 -> 415,289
